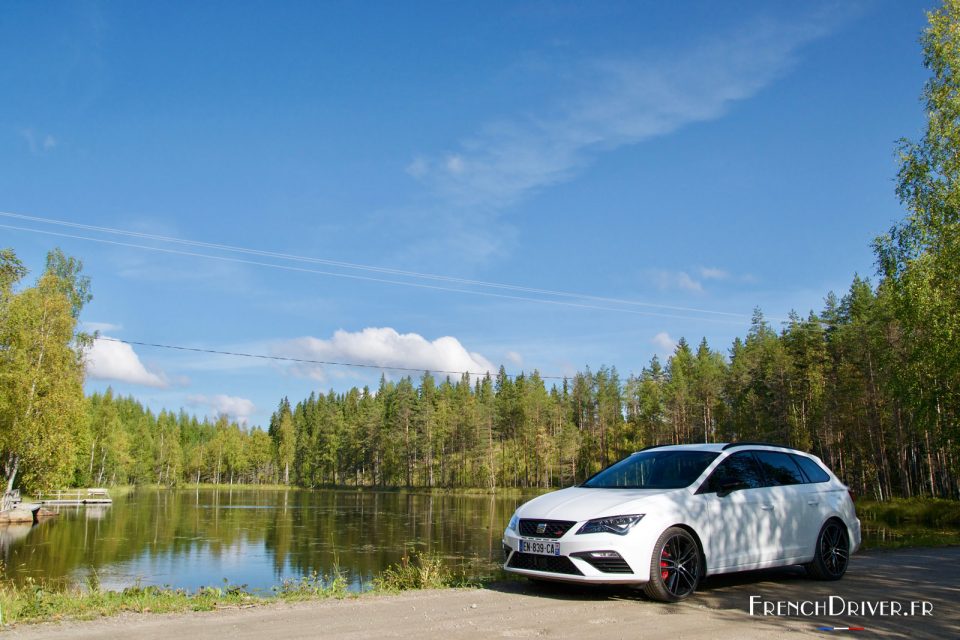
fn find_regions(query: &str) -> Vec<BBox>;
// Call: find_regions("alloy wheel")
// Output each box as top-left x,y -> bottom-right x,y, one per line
819,521 -> 849,578
658,532 -> 700,598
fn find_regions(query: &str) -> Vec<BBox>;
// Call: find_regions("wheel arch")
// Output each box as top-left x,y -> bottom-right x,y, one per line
821,514 -> 854,542
669,522 -> 708,574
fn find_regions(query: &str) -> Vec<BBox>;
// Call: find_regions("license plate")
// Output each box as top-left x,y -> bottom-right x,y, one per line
520,539 -> 560,556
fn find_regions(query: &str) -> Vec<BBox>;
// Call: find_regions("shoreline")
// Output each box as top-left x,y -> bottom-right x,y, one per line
4,548 -> 959,639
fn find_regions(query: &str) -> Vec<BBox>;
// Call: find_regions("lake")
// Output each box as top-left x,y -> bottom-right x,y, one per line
0,488 -> 531,592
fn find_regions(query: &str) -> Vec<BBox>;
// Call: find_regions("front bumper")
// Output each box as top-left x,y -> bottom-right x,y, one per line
502,528 -> 653,584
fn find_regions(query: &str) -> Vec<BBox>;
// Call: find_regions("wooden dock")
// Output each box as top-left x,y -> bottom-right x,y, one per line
36,488 -> 113,506
0,502 -> 55,523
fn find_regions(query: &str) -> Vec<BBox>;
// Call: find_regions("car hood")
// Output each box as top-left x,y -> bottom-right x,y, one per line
516,486 -> 687,522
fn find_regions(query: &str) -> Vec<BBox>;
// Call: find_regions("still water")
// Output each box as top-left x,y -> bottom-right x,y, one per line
0,488 -> 532,592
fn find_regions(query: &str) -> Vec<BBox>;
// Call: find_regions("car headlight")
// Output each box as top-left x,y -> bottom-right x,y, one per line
576,514 -> 644,535
507,512 -> 520,532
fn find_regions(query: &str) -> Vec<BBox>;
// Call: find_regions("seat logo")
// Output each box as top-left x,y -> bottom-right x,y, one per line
536,523 -> 547,534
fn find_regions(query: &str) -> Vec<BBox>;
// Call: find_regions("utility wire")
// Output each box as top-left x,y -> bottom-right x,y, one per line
0,210 -> 758,320
98,336 -> 568,380
1,222 -> 751,325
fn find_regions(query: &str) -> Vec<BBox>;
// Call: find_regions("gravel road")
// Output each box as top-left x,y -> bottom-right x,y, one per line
7,547 -> 958,639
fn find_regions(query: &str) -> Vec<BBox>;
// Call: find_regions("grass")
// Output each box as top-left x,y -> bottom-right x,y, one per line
0,577 -> 264,625
0,553 -> 470,626
372,551 -> 474,592
856,497 -> 960,550
856,498 -> 960,527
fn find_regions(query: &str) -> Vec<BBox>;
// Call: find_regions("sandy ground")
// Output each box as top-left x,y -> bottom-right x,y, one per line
7,547 -> 958,639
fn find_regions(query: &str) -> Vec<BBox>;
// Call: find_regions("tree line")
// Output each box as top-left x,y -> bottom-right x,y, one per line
33,277 -> 959,500
259,277 -> 955,501
1,1 -> 959,500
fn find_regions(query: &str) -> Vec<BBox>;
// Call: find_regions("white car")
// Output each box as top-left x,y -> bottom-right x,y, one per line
502,443 -> 861,602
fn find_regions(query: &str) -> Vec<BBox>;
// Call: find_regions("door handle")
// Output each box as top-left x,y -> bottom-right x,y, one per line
760,504 -> 774,510
807,500 -> 819,506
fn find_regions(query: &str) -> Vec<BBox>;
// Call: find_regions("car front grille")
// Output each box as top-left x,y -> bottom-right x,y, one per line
571,551 -> 633,574
518,519 -> 576,539
508,551 -> 583,575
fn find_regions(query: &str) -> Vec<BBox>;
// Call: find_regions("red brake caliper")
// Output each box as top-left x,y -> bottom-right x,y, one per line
660,548 -> 670,580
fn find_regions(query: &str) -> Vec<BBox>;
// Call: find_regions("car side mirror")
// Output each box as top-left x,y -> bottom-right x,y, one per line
717,481 -> 747,498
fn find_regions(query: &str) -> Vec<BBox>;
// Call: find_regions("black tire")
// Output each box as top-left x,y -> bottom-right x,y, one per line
643,526 -> 702,602
805,519 -> 850,581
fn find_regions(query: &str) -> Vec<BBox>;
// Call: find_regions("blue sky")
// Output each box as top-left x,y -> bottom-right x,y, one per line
0,1 -> 932,426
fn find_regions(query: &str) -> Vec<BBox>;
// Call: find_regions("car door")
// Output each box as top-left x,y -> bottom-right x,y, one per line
790,453 -> 836,559
697,451 -> 773,570
753,450 -> 810,561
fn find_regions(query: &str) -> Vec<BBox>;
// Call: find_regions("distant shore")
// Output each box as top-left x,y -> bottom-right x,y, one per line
43,483 -> 551,498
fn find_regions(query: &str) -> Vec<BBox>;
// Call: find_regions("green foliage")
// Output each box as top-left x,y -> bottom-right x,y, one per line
65,289 -> 959,500
269,398 -> 295,484
0,578 -> 264,624
273,570 -> 348,600
76,391 -> 269,487
0,554 -> 472,624
858,498 -> 960,527
373,551 -> 464,592
0,249 -> 89,493
868,0 -> 960,499
857,498 -> 960,550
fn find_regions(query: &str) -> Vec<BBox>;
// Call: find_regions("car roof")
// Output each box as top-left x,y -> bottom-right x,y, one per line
632,442 -> 805,455
632,443 -> 726,453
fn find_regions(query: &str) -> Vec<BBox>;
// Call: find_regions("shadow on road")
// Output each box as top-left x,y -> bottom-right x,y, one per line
487,548 -> 960,639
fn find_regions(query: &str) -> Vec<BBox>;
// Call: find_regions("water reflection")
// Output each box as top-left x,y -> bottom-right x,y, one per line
0,488 -> 530,592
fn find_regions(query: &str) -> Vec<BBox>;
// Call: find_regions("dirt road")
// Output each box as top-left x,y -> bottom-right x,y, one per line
8,547 -> 959,639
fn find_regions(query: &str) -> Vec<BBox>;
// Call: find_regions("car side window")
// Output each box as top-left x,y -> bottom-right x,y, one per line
754,451 -> 805,486
791,454 -> 830,483
700,452 -> 765,493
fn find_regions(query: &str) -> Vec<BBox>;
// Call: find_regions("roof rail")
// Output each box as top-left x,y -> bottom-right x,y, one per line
635,444 -> 672,452
721,441 -> 795,451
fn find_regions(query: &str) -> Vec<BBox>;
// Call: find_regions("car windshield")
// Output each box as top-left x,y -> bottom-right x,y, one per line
581,450 -> 719,489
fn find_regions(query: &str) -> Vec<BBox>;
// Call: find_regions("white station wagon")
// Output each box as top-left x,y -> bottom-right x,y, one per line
502,443 -> 861,602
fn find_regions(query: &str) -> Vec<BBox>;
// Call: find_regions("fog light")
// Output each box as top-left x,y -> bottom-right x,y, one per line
589,551 -> 620,558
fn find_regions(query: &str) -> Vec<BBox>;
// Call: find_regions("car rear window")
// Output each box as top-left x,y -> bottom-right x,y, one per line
791,454 -> 831,483
754,451 -> 805,486
581,450 -> 719,489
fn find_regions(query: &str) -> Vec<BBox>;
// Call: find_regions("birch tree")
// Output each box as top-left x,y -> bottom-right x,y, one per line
0,249 -> 90,492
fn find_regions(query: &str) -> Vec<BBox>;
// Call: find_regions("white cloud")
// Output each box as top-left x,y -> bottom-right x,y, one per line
19,128 -> 57,154
652,332 -> 678,356
82,321 -> 123,333
85,337 -> 167,387
187,394 -> 256,424
649,270 -> 703,293
405,156 -> 429,178
445,155 -> 466,174
271,327 -> 497,380
505,350 -> 523,366
698,267 -> 730,280
408,15 -> 837,210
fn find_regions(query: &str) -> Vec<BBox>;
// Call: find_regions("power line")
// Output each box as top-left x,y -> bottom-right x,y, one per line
0,210 -> 760,321
1,222 -> 751,325
98,336 -> 568,380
